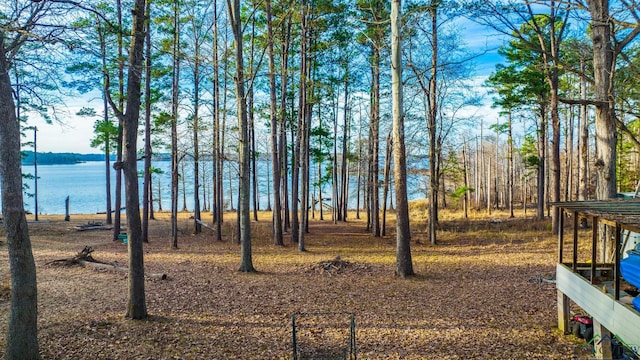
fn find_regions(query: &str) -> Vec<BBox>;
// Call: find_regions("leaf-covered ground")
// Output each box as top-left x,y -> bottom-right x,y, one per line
0,211 -> 581,359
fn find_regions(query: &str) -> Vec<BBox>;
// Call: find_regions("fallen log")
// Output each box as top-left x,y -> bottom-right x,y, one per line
47,246 -> 167,280
194,218 -> 216,232
77,260 -> 167,280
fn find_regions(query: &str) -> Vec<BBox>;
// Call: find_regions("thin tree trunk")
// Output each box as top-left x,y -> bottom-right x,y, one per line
266,0 -> 283,246
111,0 -> 149,320
382,132 -> 392,236
296,0 -> 309,251
142,1 -> 152,243
370,47 -> 381,237
98,25 -> 113,226
113,0 -> 125,242
340,65 -> 350,221
212,0 -> 223,240
248,12 -> 259,223
427,2 -> 438,245
508,109 -> 514,218
171,0 -> 180,249
537,108 -> 547,219
192,54 -> 202,234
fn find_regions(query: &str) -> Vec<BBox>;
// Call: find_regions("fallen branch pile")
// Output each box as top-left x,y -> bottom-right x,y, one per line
47,246 -> 167,280
307,256 -> 376,276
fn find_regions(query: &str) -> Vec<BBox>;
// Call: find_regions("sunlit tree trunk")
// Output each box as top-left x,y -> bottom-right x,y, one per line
98,24 -> 113,226
113,0 -> 125,242
392,0 -> 414,278
1,39 -> 40,359
142,0 -> 152,243
382,132 -> 392,236
370,47 -> 381,237
212,0 -> 223,241
296,0 -> 309,251
227,0 -> 254,272
171,0 -> 180,249
427,1 -> 438,245
537,106 -> 547,219
105,0 -> 149,320
266,0 -> 283,246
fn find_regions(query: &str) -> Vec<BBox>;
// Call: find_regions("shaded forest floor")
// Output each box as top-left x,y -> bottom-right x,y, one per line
0,210 -> 582,359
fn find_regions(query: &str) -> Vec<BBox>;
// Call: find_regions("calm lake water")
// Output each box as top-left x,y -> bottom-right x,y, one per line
22,160 -> 225,215
19,159 -> 426,216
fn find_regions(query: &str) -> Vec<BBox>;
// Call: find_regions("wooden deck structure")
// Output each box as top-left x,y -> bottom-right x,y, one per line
555,200 -> 640,359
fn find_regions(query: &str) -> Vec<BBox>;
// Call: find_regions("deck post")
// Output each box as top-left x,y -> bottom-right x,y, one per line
556,290 -> 570,334
591,217 -> 598,281
558,209 -> 564,263
614,224 -> 621,301
592,319 -> 613,359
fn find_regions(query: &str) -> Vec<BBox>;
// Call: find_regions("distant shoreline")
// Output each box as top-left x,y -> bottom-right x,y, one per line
21,151 -> 172,165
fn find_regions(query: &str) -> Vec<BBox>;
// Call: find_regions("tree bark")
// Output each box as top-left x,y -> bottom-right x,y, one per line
121,0 -> 148,320
228,0 -> 255,272
142,0 -> 152,243
428,2 -> 438,245
113,0 -> 125,243
266,0 -> 283,246
382,132 -> 392,236
392,0 -> 414,278
192,29 -> 202,234
1,38 -> 40,359
370,47 -> 381,237
588,0 -> 617,200
171,0 -> 181,249
212,0 -> 223,241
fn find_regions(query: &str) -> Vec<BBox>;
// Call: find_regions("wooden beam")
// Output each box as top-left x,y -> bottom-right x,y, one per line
591,217 -> 598,282
558,209 -> 565,263
557,290 -> 570,334
593,319 -> 613,359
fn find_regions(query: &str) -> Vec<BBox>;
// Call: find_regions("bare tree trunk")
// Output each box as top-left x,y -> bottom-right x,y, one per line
340,69 -> 350,221
537,108 -> 547,219
192,55 -> 202,234
248,12 -> 259,223
120,0 -> 148,320
98,27 -> 113,226
427,2 -> 438,245
142,2 -> 152,243
588,0 -> 616,200
171,0 -> 180,249
280,16 -> 292,231
297,0 -> 309,251
370,47 -> 381,237
228,0 -> 254,272
507,110 -> 514,218
356,118 -> 362,219
212,0 -> 223,241
392,0 -> 414,278
266,0 -> 283,246
113,0 -> 125,242
382,132 -> 392,236
1,41 -> 40,359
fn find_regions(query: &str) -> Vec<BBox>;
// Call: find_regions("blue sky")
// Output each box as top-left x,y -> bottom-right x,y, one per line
26,17 -> 506,154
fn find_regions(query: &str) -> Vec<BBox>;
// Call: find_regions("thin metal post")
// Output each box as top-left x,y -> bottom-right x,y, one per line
292,314 -> 297,360
351,314 -> 356,360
